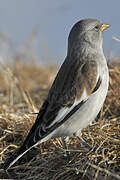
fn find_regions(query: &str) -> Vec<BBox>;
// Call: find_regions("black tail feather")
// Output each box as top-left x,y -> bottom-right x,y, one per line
2,145 -> 27,171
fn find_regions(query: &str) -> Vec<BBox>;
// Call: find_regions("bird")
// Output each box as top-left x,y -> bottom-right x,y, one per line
2,18 -> 110,170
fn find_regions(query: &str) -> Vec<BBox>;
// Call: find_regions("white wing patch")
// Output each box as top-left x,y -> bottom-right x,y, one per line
48,88 -> 88,128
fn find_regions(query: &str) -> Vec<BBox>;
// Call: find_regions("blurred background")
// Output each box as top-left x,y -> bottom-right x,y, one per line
0,0 -> 120,66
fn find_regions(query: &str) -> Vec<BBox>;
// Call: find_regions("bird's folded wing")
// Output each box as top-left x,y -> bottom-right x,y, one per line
23,59 -> 101,148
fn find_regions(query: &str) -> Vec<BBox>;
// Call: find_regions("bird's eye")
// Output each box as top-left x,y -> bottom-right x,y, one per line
95,25 -> 99,31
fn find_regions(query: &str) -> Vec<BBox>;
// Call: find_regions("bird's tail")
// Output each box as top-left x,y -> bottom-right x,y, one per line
1,143 -> 36,171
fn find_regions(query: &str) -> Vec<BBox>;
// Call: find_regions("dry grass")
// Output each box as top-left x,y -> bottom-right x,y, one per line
0,58 -> 120,180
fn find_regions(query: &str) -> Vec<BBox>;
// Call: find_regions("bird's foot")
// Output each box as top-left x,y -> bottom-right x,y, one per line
61,137 -> 71,158
77,136 -> 92,151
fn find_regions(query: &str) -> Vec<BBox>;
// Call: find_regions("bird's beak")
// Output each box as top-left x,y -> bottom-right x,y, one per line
101,24 -> 110,32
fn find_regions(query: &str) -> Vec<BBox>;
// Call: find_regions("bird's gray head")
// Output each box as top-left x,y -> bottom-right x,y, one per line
68,18 -> 110,56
